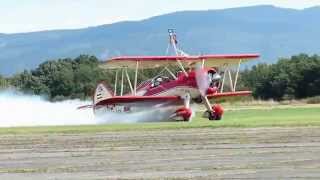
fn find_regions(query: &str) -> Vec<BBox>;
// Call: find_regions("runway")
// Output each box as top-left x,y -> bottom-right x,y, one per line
1,127 -> 320,179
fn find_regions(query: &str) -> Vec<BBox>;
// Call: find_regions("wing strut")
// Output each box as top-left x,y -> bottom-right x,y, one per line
228,70 -> 234,92
120,68 -> 124,96
177,60 -> 188,76
220,60 -> 242,92
125,67 -> 134,94
164,67 -> 177,80
134,61 -> 139,95
114,69 -> 118,96
233,60 -> 242,92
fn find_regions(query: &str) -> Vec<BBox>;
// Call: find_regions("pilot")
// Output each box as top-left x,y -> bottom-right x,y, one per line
154,77 -> 163,87
151,76 -> 170,87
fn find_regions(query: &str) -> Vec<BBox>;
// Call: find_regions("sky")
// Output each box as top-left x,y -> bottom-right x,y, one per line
1,0 -> 320,34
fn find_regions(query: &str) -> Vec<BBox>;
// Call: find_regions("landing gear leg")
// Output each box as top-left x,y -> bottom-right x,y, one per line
174,94 -> 193,122
201,95 -> 224,121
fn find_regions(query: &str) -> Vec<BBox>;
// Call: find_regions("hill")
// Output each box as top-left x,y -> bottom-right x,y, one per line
1,5 -> 320,75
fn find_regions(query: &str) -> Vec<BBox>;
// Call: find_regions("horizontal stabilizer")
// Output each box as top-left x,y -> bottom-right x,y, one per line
77,104 -> 93,110
94,82 -> 113,104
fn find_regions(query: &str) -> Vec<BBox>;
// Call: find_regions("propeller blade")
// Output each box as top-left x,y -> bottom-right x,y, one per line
195,63 -> 210,96
195,64 -> 223,115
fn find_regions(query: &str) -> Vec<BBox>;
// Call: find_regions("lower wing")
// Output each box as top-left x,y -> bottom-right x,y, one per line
207,91 -> 252,99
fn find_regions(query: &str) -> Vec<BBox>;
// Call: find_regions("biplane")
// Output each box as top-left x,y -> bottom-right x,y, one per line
80,30 -> 259,122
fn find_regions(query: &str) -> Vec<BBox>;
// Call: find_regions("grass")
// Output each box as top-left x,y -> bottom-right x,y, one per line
0,106 -> 319,134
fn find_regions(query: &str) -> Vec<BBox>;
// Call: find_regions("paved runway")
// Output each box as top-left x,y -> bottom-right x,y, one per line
1,127 -> 320,179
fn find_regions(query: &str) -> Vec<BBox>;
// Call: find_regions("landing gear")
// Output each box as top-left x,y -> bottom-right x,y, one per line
203,111 -> 221,120
199,94 -> 224,121
173,94 -> 192,122
202,104 -> 224,121
208,111 -> 222,121
174,107 -> 192,122
183,116 -> 192,122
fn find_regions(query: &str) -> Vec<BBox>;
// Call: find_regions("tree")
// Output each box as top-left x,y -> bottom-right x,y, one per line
241,54 -> 320,100
0,75 -> 9,89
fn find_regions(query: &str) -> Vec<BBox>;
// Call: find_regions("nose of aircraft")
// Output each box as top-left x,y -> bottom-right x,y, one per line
206,87 -> 218,95
195,64 -> 210,96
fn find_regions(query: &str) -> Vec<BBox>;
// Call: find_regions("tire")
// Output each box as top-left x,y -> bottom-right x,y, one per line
215,115 -> 222,121
208,111 -> 222,121
208,111 -> 215,121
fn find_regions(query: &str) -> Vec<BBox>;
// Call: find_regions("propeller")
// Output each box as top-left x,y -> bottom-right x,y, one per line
195,63 -> 211,96
194,63 -> 222,118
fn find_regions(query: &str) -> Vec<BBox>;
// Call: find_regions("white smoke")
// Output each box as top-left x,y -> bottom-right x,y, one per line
95,105 -> 175,124
95,102 -> 196,124
195,63 -> 210,96
0,90 -> 94,127
0,90 -> 196,127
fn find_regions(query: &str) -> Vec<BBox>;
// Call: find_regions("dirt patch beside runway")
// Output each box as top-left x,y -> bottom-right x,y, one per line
1,127 -> 320,179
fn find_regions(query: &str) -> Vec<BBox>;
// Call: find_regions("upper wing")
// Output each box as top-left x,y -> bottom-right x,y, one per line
99,54 -> 259,69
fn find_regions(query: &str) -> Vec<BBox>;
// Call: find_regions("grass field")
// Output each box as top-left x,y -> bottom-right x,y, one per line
1,105 -> 320,179
1,105 -> 319,134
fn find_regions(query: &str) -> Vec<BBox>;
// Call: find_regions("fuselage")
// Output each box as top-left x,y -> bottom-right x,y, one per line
135,68 -> 219,100
93,67 -> 220,122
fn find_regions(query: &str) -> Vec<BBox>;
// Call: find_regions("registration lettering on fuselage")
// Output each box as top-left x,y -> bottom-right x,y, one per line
105,104 -> 131,113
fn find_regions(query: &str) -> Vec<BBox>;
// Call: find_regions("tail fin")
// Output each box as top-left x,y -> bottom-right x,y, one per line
93,82 -> 113,104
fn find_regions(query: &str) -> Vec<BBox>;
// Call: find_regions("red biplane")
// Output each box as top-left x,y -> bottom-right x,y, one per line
80,30 -> 259,122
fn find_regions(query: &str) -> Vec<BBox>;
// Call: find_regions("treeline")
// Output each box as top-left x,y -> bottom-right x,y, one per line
1,53 -> 320,101
241,54 -> 320,100
1,55 -> 111,101
0,55 -> 160,101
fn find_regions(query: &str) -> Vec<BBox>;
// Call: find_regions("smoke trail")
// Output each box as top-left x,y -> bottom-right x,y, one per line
95,105 -> 175,124
95,101 -> 196,124
0,90 -> 94,127
0,90 -> 195,127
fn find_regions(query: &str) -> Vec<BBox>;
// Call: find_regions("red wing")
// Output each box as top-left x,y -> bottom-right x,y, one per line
207,91 -> 252,99
95,96 -> 181,105
77,96 -> 181,109
100,54 -> 259,69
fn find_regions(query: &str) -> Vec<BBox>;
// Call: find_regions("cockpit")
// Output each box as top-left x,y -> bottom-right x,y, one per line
208,70 -> 222,88
151,75 -> 170,87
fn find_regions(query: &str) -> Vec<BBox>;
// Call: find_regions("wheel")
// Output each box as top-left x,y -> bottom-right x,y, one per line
183,117 -> 192,122
215,115 -> 222,121
208,111 -> 222,121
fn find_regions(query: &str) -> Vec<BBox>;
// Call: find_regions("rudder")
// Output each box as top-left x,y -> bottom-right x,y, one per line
94,82 -> 113,104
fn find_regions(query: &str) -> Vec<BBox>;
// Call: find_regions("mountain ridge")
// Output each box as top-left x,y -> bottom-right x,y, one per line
1,5 -> 320,75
